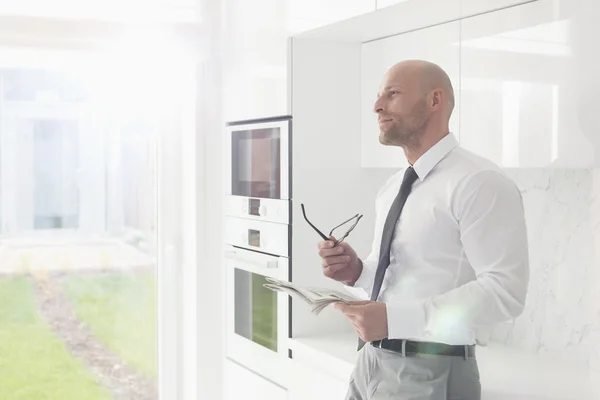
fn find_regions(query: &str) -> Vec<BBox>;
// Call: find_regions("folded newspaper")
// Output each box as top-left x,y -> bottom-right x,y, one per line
263,277 -> 360,315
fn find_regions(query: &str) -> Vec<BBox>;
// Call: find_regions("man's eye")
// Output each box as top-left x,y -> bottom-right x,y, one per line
390,90 -> 398,95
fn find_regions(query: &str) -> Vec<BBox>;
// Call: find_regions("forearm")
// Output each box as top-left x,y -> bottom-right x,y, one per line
386,272 -> 528,342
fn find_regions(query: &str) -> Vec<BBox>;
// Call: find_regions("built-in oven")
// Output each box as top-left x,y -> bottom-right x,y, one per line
225,116 -> 292,224
224,115 -> 292,386
224,217 -> 290,386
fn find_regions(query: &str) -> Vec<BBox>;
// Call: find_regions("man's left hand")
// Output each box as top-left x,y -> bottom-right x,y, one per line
335,301 -> 388,342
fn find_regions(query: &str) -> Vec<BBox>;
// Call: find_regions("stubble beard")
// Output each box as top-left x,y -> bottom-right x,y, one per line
379,100 -> 429,150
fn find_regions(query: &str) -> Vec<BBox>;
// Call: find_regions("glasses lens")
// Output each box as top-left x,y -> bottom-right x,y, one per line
331,215 -> 362,245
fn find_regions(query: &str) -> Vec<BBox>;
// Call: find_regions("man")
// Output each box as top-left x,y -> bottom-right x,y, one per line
317,60 -> 530,400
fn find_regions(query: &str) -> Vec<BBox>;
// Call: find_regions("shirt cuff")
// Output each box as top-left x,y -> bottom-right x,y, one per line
352,259 -> 375,290
386,300 -> 426,340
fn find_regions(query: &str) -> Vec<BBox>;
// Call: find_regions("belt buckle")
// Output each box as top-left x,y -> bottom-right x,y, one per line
376,340 -> 383,349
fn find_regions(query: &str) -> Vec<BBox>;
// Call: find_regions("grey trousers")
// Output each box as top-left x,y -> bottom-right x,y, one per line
345,344 -> 481,400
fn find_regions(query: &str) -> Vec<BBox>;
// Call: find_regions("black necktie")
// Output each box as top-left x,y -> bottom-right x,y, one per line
370,166 -> 419,301
358,166 -> 418,350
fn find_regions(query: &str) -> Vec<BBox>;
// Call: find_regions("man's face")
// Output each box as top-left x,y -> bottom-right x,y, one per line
373,68 -> 430,147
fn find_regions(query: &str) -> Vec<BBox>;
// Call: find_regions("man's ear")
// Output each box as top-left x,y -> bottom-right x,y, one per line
431,90 -> 442,107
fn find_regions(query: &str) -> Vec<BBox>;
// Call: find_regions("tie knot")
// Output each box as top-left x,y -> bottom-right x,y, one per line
403,167 -> 418,186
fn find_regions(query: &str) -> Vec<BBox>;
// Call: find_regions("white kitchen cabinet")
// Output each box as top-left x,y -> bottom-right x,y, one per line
461,0 -> 541,18
375,0 -> 410,10
459,0 -> 600,167
222,0 -> 374,122
286,0 -> 375,34
222,0 -> 289,122
360,20 -> 461,168
224,359 -> 288,400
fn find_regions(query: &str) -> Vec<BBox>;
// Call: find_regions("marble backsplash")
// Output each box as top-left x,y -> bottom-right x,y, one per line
491,169 -> 600,370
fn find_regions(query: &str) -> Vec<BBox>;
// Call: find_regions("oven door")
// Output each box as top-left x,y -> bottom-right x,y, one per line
225,245 -> 290,386
224,216 -> 289,257
225,116 -> 291,200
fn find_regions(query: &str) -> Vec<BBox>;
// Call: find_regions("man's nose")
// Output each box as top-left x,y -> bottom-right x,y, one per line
373,97 -> 384,114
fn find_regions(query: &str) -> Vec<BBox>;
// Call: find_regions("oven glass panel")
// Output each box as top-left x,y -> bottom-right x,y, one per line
231,127 -> 281,199
234,268 -> 278,351
248,229 -> 260,248
248,198 -> 260,216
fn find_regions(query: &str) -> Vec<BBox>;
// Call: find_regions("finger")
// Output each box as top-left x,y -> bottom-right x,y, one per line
317,239 -> 336,250
336,304 -> 364,317
334,302 -> 350,313
318,246 -> 345,258
323,264 -> 347,276
337,309 -> 360,333
348,319 -> 359,330
323,264 -> 347,279
319,246 -> 344,258
323,267 -> 336,279
335,304 -> 361,320
321,255 -> 351,268
348,300 -> 373,306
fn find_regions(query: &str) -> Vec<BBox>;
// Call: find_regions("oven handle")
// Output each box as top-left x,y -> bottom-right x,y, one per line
224,247 -> 287,278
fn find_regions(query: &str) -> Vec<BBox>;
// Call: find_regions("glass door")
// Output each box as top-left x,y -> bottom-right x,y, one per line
231,127 -> 282,199
0,46 -> 194,400
224,244 -> 290,386
233,267 -> 279,352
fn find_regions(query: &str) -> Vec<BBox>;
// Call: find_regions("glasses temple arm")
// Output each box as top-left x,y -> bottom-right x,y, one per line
300,204 -> 329,241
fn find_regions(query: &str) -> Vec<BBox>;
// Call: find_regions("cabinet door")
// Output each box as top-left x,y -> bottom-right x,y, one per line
460,0 -> 599,167
287,0 -> 374,34
222,0 -> 289,122
360,20 -> 461,168
224,359 -> 287,400
222,0 -> 374,122
460,0 -> 539,17
375,0 -> 410,10
377,0 -> 532,15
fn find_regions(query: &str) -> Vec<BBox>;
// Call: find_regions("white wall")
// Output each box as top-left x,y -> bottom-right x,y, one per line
492,169 -> 600,371
290,37 -> 394,337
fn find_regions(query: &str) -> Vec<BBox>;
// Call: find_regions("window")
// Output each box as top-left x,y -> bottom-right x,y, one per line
32,119 -> 80,229
0,30 -> 195,399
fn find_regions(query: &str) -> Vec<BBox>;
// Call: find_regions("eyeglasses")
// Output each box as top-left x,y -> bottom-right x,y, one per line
300,203 -> 363,247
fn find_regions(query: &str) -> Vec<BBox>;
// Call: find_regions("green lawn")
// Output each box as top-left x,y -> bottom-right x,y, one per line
61,271 -> 157,379
0,276 -> 112,400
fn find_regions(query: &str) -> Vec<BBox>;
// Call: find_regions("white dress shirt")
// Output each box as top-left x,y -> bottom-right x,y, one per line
348,133 -> 529,346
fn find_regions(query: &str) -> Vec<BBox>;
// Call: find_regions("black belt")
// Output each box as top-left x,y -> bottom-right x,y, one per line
370,339 -> 476,358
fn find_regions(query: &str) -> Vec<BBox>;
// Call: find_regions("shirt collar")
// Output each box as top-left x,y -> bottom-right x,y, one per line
412,133 -> 459,180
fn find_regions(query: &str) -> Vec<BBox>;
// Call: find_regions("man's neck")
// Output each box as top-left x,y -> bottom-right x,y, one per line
403,130 -> 449,165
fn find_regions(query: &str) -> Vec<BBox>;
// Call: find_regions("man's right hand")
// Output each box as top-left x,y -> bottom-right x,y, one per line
318,237 -> 362,286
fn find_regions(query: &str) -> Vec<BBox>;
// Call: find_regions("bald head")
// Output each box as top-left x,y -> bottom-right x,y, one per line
388,60 -> 455,116
373,59 -> 455,149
